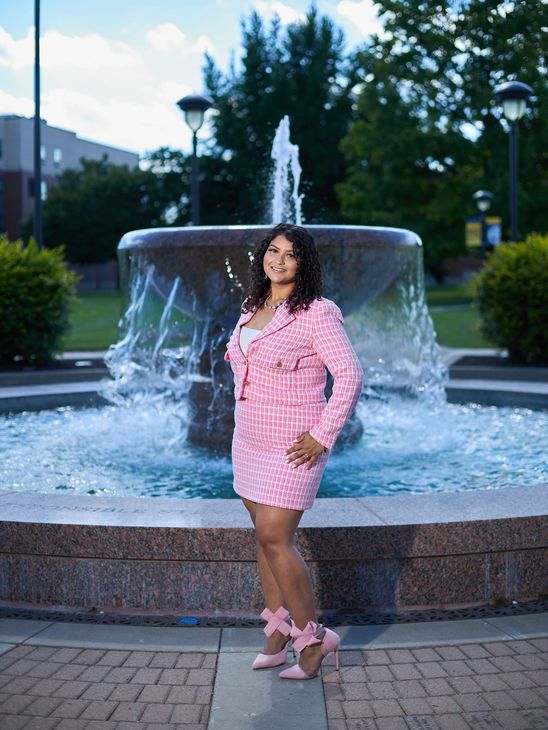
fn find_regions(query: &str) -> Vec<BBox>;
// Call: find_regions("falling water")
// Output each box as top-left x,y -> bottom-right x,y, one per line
102,262 -> 193,420
271,115 -> 304,224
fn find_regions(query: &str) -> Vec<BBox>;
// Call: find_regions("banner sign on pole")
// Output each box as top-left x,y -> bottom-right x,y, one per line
485,216 -> 502,246
465,218 -> 482,248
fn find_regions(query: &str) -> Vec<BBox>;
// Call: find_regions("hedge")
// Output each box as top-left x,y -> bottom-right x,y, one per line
472,233 -> 548,364
0,236 -> 79,365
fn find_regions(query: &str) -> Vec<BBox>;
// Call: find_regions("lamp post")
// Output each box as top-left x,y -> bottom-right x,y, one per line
494,80 -> 532,242
473,190 -> 493,214
176,94 -> 213,225
472,190 -> 501,255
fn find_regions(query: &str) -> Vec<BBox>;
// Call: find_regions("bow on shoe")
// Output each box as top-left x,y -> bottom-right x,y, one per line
289,620 -> 323,653
278,622 -> 340,679
260,606 -> 291,637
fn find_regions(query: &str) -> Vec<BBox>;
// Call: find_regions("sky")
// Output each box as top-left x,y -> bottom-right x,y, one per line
0,0 -> 383,156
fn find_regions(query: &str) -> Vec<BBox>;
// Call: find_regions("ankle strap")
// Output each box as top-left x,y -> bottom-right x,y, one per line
289,620 -> 323,653
260,606 -> 291,637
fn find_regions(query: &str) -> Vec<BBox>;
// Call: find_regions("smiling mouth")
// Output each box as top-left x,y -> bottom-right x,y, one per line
271,266 -> 286,272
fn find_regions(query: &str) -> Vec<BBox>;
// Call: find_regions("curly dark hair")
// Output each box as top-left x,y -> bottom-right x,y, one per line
241,223 -> 323,314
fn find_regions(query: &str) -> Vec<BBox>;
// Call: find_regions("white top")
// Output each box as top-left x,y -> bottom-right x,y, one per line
239,326 -> 262,356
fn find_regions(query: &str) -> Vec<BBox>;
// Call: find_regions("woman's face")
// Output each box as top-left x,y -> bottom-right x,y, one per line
263,235 -> 298,286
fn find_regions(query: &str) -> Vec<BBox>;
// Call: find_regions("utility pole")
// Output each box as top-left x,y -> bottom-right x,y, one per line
33,0 -> 42,249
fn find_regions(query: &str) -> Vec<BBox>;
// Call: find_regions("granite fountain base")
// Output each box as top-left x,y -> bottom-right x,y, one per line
1,485 -> 546,615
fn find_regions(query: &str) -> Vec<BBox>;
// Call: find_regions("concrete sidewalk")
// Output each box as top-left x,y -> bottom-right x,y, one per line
0,614 -> 547,730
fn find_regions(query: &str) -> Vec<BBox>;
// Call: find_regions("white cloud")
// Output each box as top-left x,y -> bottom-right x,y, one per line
336,0 -> 384,38
146,24 -> 214,56
146,23 -> 186,51
156,81 -> 194,106
0,25 -> 215,154
0,89 -> 34,117
44,30 -> 141,70
0,26 -> 32,70
0,85 -> 197,154
41,86 -> 195,153
254,1 -> 306,24
0,26 -> 140,71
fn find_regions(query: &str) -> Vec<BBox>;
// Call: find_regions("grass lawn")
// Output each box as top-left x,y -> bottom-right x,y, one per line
61,284 -> 496,351
61,291 -> 123,351
428,308 -> 492,348
425,282 -> 494,349
425,282 -> 475,307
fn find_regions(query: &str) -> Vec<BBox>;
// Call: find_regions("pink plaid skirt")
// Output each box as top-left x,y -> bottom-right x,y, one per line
232,398 -> 330,510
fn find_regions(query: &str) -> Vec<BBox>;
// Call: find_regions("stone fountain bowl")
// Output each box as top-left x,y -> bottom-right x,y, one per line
117,225 -> 422,319
114,224 -> 429,453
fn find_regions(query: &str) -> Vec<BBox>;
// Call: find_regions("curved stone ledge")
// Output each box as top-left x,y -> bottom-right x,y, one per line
1,485 -> 546,614
3,376 -> 548,415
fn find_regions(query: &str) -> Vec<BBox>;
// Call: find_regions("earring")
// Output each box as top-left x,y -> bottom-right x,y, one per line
263,272 -> 268,280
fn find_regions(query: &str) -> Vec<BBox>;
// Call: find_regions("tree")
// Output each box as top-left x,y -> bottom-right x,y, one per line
141,146 -> 235,226
141,147 -> 191,226
337,77 -> 472,273
34,155 -> 190,264
337,0 -> 547,273
202,5 -> 357,224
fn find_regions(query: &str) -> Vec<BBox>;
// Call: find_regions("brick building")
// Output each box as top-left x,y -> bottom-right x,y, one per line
0,114 -> 139,240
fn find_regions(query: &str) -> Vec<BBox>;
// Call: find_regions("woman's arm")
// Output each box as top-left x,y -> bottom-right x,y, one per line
308,300 -> 364,450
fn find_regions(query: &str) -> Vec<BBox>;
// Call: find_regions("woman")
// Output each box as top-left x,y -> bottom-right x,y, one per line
223,223 -> 364,679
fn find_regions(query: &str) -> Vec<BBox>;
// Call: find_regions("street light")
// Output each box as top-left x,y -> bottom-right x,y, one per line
176,94 -> 213,225
473,190 -> 493,213
471,190 -> 501,255
494,80 -> 533,242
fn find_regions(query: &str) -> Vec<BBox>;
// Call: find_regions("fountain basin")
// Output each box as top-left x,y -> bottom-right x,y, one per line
112,224 -> 444,451
1,485 -> 546,614
117,224 -> 421,315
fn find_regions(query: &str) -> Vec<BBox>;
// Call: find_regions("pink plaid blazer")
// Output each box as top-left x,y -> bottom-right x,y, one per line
224,297 -> 364,450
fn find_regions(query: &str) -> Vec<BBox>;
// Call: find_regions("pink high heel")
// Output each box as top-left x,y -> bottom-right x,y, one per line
278,620 -> 341,679
252,606 -> 294,670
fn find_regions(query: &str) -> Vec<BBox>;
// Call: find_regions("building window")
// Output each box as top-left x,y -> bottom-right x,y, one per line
53,147 -> 62,168
40,144 -> 47,161
27,179 -> 48,199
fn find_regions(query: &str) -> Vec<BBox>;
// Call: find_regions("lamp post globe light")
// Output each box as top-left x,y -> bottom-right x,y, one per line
176,94 -> 213,226
494,80 -> 533,243
473,190 -> 493,213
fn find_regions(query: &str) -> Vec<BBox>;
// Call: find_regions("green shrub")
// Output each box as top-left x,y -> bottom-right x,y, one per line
0,236 -> 79,365
472,233 -> 548,364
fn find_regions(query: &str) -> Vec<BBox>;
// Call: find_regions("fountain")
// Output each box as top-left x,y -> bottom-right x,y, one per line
102,115 -> 445,454
271,115 -> 304,225
0,118 -> 546,617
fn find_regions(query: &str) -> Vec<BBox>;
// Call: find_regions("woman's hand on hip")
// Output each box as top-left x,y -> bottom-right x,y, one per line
285,432 -> 327,470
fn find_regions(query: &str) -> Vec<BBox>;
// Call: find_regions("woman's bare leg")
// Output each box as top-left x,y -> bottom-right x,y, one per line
254,503 -> 325,674
241,497 -> 288,654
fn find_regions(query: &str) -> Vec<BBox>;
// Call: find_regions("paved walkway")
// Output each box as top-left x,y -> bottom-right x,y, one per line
0,614 -> 547,729
322,638 -> 548,730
